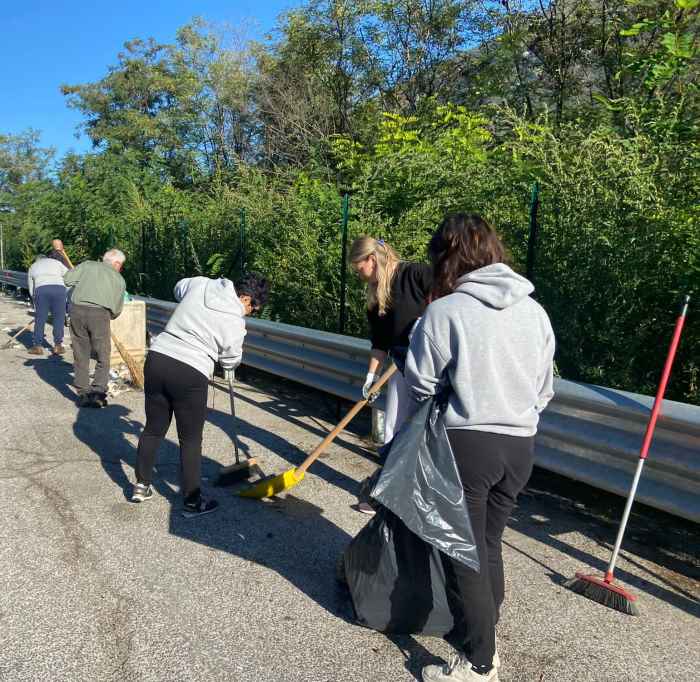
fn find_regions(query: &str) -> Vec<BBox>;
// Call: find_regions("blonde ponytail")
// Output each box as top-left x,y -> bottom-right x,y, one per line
349,236 -> 400,316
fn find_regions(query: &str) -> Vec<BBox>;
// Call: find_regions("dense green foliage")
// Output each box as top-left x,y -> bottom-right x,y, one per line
1,1 -> 698,403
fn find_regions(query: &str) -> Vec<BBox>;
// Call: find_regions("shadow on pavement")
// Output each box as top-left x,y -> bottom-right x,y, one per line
508,469 -> 700,618
25,354 -> 178,504
387,635 -> 445,681
205,399 -> 364,497
169,491 -> 355,620
26,354 -> 358,620
219,374 -> 379,464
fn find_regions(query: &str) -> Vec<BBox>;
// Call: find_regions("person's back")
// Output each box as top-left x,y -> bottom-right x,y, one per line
27,256 -> 69,355
409,263 -> 554,437
28,257 -> 68,293
151,276 -> 246,378
65,260 -> 125,318
64,250 -> 127,406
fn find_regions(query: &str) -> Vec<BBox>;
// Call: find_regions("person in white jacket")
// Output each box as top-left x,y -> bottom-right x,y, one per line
131,273 -> 269,518
27,254 -> 69,355
405,214 -> 555,682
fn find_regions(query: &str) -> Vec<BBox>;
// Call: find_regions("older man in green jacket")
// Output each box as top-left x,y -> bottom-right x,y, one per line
64,249 -> 126,407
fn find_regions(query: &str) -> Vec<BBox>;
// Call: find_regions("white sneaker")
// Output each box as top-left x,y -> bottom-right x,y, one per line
493,648 -> 500,669
131,483 -> 153,503
422,654 -> 499,682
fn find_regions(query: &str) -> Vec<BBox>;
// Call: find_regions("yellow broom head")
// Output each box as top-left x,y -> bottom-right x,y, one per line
237,468 -> 304,499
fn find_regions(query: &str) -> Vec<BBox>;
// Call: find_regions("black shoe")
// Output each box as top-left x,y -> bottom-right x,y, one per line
77,393 -> 91,407
87,392 -> 108,408
181,497 -> 219,519
131,483 -> 153,503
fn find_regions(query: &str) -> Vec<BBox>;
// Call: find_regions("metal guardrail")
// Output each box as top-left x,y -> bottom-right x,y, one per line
3,269 -> 699,522
137,295 -> 381,408
0,269 -> 27,290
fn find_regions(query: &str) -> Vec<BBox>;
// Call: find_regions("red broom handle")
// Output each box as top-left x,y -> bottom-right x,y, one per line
639,295 -> 690,459
605,295 -> 690,582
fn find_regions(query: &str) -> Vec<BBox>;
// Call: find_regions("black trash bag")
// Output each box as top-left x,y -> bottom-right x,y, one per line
344,506 -> 459,636
371,396 -> 479,570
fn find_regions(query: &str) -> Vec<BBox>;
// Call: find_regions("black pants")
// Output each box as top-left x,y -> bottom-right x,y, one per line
135,351 -> 208,501
70,304 -> 111,395
444,429 -> 534,670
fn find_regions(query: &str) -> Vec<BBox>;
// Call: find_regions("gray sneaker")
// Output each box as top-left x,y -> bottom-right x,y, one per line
131,483 -> 153,503
422,654 -> 498,682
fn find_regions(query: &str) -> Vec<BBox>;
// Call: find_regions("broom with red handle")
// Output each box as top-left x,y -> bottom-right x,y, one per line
565,294 -> 690,615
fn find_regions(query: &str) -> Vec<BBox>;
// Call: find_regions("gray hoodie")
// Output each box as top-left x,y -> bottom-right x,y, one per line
27,256 -> 68,298
405,263 -> 555,437
150,277 -> 246,379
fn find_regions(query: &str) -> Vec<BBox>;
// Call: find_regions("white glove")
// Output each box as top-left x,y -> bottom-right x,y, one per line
362,372 -> 378,402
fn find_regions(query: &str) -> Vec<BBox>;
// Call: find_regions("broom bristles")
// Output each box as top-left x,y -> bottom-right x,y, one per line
565,574 -> 640,616
111,332 -> 145,389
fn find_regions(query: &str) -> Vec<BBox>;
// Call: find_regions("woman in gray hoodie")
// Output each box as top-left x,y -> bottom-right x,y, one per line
131,273 -> 269,518
405,214 -> 555,682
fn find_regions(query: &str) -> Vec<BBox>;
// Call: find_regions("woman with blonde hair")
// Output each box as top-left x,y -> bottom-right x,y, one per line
350,236 -> 432,508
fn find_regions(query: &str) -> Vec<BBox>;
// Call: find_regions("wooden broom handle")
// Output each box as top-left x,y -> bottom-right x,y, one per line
62,249 -> 75,269
3,321 -> 33,348
296,364 -> 397,476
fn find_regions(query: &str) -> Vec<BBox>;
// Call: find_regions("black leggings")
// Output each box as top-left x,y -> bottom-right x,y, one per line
135,351 -> 209,501
444,429 -> 534,670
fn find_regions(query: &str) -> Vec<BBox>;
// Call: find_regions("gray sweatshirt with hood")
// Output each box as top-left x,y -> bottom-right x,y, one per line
150,277 -> 246,379
405,263 -> 555,437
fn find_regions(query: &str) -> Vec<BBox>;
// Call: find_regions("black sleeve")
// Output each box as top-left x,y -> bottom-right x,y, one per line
367,307 -> 391,352
418,263 -> 433,299
404,262 -> 433,302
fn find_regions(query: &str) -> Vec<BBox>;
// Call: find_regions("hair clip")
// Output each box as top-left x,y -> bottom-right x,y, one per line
376,238 -> 385,246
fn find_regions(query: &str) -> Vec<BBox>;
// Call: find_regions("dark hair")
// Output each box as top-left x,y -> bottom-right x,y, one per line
48,250 -> 66,263
235,272 -> 270,312
429,213 -> 507,300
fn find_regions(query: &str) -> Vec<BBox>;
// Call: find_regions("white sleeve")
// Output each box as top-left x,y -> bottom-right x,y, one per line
535,323 -> 556,413
219,316 -> 246,370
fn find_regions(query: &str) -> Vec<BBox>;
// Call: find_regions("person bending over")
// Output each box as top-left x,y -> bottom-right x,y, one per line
349,236 -> 432,513
64,249 -> 126,407
27,254 -> 68,355
405,214 -> 555,682
131,273 -> 269,519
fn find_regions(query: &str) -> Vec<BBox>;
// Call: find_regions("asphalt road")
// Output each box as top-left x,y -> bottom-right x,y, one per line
0,291 -> 698,682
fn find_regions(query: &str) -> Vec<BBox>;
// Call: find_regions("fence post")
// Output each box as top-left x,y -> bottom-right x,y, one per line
526,181 -> 540,284
339,193 -> 349,335
141,222 -> 146,292
239,208 -> 246,276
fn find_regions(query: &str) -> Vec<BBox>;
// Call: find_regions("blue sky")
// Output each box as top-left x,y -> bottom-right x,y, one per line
1,1 -> 300,160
